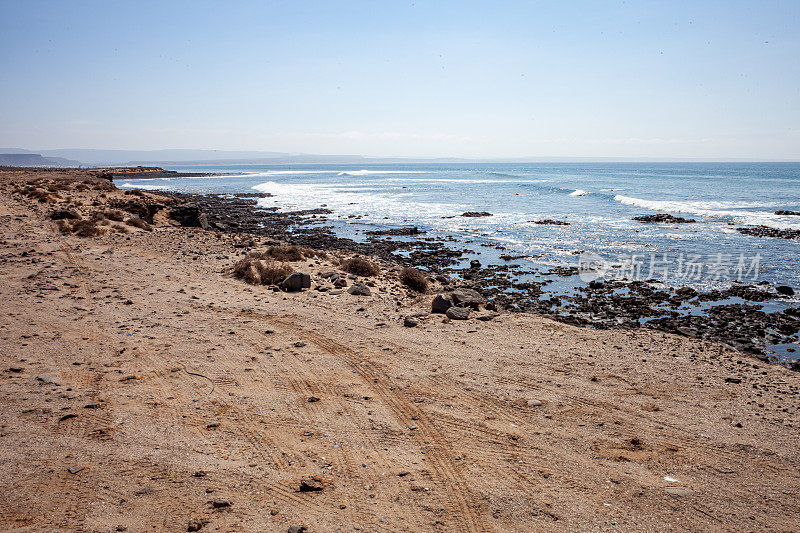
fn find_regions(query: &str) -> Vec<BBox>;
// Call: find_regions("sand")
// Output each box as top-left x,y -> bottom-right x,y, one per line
0,168 -> 798,532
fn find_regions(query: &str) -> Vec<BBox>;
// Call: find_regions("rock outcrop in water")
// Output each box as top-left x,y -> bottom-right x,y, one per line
737,226 -> 800,239
633,213 -> 696,223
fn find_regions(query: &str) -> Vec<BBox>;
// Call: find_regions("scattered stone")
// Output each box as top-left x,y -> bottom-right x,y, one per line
431,294 -> 454,314
526,399 -> 543,407
35,372 -> 60,385
298,479 -> 324,492
724,377 -> 742,384
8,367 -> 22,373
68,466 -> 85,474
446,306 -> 471,320
665,486 -> 694,497
403,316 -> 419,328
294,341 -> 306,348
280,272 -> 311,292
59,413 -> 77,423
633,213 -> 696,223
288,526 -> 307,533
211,499 -> 231,509
187,518 -> 204,532
307,396 -> 320,403
347,282 -> 371,296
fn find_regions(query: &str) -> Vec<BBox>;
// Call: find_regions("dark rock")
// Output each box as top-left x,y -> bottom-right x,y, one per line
461,211 -> 493,217
403,316 -> 419,328
307,396 -> 320,403
431,294 -> 454,314
288,527 -> 307,533
169,203 -> 210,230
776,285 -> 795,296
533,219 -> 570,225
452,288 -> 486,309
775,210 -> 800,216
187,519 -> 204,532
469,259 -> 481,269
49,209 -> 80,220
298,479 -> 324,492
724,377 -> 742,384
737,226 -> 800,239
212,499 -> 231,509
365,227 -> 425,236
632,214 -> 696,223
8,367 -> 22,373
280,273 -> 311,292
446,306 -> 471,320
347,282 -> 371,296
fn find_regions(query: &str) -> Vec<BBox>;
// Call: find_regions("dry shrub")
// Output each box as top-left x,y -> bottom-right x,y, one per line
247,245 -> 324,262
57,213 -> 108,237
265,245 -> 310,262
232,257 -> 293,285
341,256 -> 380,277
400,267 -> 429,293
104,209 -> 126,221
124,217 -> 153,231
22,186 -> 59,203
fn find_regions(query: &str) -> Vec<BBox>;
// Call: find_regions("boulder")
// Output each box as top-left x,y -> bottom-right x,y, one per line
431,294 -> 454,314
461,211 -> 493,217
776,285 -> 795,296
403,316 -> 419,328
348,282 -> 371,296
280,273 -> 311,292
451,288 -> 486,309
446,306 -> 471,320
169,203 -> 210,230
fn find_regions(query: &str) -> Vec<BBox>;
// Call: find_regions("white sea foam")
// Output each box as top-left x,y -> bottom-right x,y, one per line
615,195 -> 800,230
336,170 -> 427,176
569,189 -> 590,197
118,182 -> 171,190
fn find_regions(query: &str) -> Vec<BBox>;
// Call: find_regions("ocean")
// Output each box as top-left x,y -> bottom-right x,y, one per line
118,161 -> 800,292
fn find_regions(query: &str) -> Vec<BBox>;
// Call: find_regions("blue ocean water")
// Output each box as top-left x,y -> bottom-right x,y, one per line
119,162 -> 800,293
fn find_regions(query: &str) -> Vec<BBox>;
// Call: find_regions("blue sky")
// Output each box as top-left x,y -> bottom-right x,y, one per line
1,0 -> 798,159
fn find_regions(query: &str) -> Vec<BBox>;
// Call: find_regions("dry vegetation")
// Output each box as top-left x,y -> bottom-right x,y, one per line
341,256 -> 380,277
124,217 -> 153,231
400,266 -> 430,293
249,244 -> 327,262
232,256 -> 294,285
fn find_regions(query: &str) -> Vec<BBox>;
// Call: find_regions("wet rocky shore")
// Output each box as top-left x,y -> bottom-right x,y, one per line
150,190 -> 800,369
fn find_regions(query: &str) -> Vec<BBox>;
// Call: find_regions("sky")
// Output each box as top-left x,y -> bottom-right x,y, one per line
0,0 -> 799,160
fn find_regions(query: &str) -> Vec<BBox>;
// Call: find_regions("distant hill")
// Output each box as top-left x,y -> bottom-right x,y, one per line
0,153 -> 81,167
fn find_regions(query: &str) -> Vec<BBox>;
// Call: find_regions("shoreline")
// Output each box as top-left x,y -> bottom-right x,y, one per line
1,167 -> 799,531
113,172 -> 799,367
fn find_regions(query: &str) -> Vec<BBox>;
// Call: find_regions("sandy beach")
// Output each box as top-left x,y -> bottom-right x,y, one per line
1,168 -> 799,532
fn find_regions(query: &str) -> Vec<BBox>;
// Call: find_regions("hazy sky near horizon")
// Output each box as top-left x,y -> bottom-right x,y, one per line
1,1 -> 799,159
